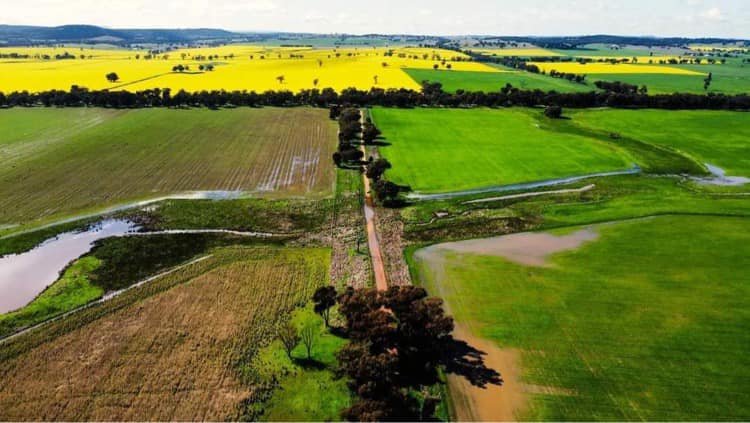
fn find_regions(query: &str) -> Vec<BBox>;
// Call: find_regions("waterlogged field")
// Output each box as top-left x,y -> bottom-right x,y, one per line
371,107 -> 634,193
0,246 -> 331,421
0,46 -> 497,92
404,68 -> 593,93
412,215 -> 750,420
0,107 -> 337,226
568,109 -> 750,176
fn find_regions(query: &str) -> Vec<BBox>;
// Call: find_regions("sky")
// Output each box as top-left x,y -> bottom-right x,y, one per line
2,0 -> 748,38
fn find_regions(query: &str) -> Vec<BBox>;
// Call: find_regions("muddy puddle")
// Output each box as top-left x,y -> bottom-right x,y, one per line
692,164 -> 750,186
0,219 -> 138,314
428,228 -> 599,267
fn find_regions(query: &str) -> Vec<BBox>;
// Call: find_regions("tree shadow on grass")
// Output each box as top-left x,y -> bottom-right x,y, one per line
292,357 -> 327,370
442,338 -> 504,389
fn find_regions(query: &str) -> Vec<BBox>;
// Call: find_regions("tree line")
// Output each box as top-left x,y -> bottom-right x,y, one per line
331,107 -> 407,205
1,83 -> 749,110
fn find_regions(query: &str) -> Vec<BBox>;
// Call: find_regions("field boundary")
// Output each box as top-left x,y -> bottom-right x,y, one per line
406,166 -> 641,201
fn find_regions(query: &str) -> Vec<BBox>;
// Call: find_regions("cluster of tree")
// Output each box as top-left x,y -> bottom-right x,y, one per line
54,52 -> 76,60
594,80 -> 648,95
547,69 -> 587,84
544,105 -> 564,119
365,157 -> 408,205
311,285 -> 501,421
189,53 -> 234,61
2,84 -> 749,110
0,53 -> 32,59
332,107 -> 365,168
7,52 -> 87,60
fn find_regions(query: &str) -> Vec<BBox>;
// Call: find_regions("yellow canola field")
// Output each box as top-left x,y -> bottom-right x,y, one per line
529,62 -> 706,75
0,46 -> 497,92
471,48 -> 562,57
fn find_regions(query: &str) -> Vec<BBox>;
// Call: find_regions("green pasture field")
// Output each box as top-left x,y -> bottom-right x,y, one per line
590,61 -> 750,94
371,107 -> 634,194
412,215 -> 750,420
568,109 -> 750,176
0,107 -> 337,227
403,68 -> 593,93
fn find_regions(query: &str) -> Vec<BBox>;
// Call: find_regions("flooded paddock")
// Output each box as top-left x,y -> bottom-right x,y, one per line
420,228 -> 599,268
0,220 -> 138,313
0,216 -> 274,314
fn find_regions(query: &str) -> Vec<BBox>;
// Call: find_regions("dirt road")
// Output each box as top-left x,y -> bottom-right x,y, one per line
360,142 -> 388,291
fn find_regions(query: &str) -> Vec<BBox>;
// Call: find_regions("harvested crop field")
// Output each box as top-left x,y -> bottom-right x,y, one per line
0,107 -> 337,226
0,246 -> 329,421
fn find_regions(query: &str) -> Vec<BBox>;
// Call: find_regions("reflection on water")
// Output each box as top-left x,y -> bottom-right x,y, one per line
0,220 -> 138,314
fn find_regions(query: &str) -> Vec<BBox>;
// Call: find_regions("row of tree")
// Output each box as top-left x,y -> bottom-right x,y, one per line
594,80 -> 648,95
311,285 -> 501,421
547,69 -> 587,84
1,84 -> 749,110
332,107 -> 365,167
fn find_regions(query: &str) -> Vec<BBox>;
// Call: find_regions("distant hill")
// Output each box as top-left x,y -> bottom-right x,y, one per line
484,35 -> 749,49
0,25 -> 746,47
0,24 -> 242,45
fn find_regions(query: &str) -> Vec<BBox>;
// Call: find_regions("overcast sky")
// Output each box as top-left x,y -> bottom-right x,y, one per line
3,0 -> 748,38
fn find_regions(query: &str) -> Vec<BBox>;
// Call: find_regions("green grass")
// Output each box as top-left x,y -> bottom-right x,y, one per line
371,107 -> 634,194
568,109 -> 750,177
590,61 -> 750,94
253,306 -> 352,421
399,174 -> 750,243
404,68 -> 593,93
0,256 -> 103,337
413,215 -> 750,420
0,107 -> 336,226
129,198 -> 333,234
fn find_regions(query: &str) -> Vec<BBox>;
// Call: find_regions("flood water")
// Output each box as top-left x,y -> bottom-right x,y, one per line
0,219 -> 138,314
692,164 -> 750,186
421,228 -> 600,267
0,217 -> 275,315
